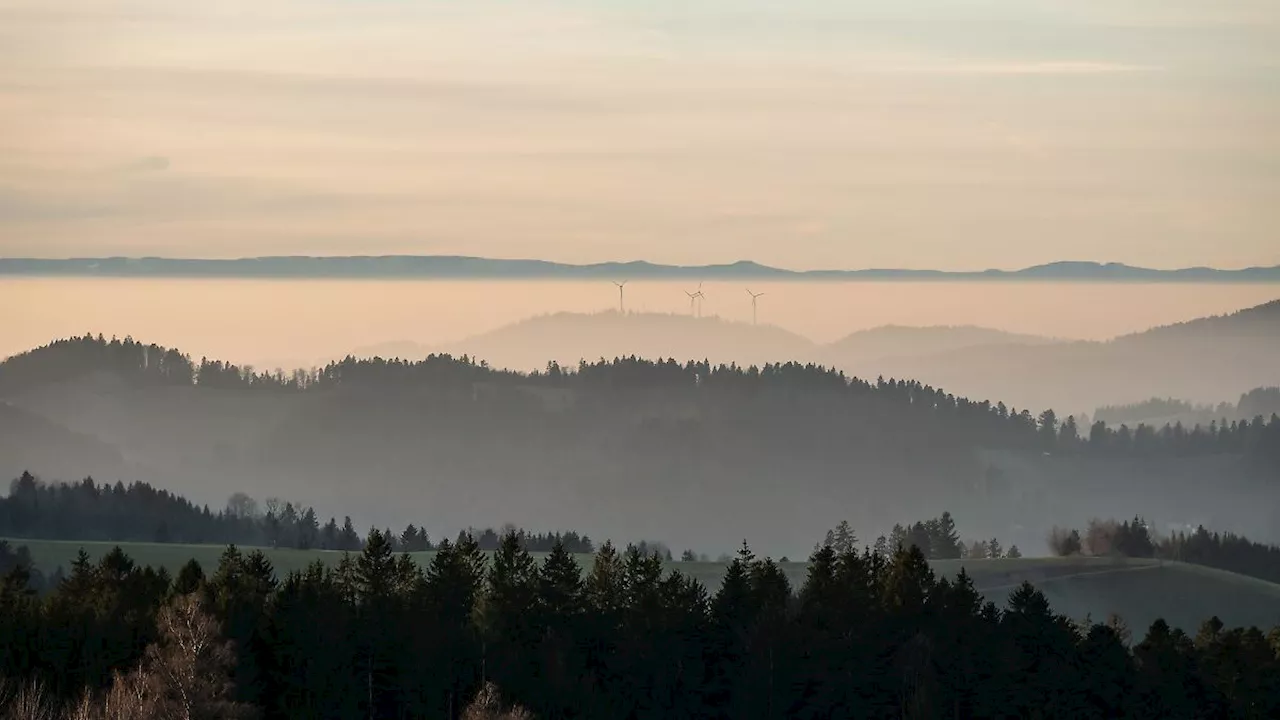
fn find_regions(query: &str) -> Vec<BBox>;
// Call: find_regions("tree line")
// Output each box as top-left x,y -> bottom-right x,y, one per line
1095,387 -> 1280,428
1162,527 -> 1280,586
2,533 -> 1279,718
1051,517 -> 1280,586
841,513 -> 1022,562
5,335 -> 1279,472
2,472 -> 595,555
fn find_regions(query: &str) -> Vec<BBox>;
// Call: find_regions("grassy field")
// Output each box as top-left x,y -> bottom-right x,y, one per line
11,539 -> 1280,633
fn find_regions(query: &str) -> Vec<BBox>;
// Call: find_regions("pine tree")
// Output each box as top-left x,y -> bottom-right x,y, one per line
888,524 -> 907,551
401,524 -> 420,551
933,512 -> 963,559
339,516 -> 360,552
833,521 -> 856,554
173,559 -> 205,596
321,517 -> 339,550
872,535 -> 889,558
354,529 -> 405,717
297,508 -> 319,550
484,530 -> 542,711
987,538 -> 1003,559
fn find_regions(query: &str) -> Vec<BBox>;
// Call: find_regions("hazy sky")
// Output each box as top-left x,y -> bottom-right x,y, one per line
2,0 -> 1278,270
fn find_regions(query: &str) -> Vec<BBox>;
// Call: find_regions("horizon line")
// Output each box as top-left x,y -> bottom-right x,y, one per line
2,255 -> 1279,282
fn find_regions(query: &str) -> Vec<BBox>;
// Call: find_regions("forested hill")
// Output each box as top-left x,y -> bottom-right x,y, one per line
2,335 -> 1279,554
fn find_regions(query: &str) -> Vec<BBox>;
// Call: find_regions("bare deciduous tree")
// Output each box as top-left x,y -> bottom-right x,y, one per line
462,682 -> 533,720
225,493 -> 259,519
0,679 -> 56,720
146,594 -> 250,720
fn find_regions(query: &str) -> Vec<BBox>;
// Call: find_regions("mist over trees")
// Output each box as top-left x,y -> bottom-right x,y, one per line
3,334 -> 1279,554
1051,518 -> 1280,586
1,471 -> 596,555
1095,386 -> 1280,429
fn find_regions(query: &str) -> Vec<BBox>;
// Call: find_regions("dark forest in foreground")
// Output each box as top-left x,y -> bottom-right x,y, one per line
2,531 -> 1279,719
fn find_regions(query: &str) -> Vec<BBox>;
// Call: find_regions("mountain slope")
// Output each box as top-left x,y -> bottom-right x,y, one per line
821,325 -> 1060,370
442,311 -> 815,371
0,402 -> 130,483
822,299 -> 1280,413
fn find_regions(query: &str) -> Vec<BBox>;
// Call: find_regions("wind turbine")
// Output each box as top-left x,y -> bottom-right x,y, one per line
746,288 -> 766,325
695,281 -> 706,318
612,281 -> 628,314
684,289 -> 699,317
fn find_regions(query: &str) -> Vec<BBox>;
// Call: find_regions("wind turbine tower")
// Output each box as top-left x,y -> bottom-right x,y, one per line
612,281 -> 628,314
746,288 -> 766,325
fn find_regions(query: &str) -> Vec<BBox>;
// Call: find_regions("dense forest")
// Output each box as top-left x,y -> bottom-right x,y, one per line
1095,387 -> 1280,429
4,335 -> 1277,461
3,335 -> 1279,554
2,533 -> 1279,719
0,472 -> 596,554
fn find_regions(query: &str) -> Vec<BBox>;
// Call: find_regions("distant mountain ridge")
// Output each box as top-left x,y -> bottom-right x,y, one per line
3,256 -> 1279,282
351,299 -> 1278,413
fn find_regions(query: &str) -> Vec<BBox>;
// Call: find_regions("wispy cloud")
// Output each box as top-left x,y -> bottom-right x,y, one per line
0,0 -> 1275,269
875,61 -> 1162,76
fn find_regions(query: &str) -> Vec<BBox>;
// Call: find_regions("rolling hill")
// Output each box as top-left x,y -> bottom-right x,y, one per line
830,299 -> 1280,413
0,401 -> 131,484
2,304 -> 1278,557
439,311 -> 815,372
819,325 -> 1060,371
349,300 -> 1280,414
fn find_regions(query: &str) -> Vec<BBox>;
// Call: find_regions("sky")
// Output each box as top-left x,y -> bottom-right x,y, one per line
1,0 -> 1278,270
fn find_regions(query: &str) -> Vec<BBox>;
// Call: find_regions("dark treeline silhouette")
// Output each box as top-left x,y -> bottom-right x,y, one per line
5,335 -> 1279,467
0,540 -> 56,594
463,527 -> 595,554
1050,517 -> 1157,560
883,512 -> 964,560
1163,527 -> 1280,585
1095,386 -> 1280,430
1,470 -> 357,549
3,533 -> 1280,718
855,513 -> 1019,562
1052,516 -> 1280,586
1,472 -> 595,555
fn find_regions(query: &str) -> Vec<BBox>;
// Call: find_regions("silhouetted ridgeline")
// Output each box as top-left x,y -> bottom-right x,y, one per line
1,533 -> 1279,718
1095,387 -> 1280,427
4,335 -> 1278,462
4,256 -> 1280,281
1051,515 -> 1280,587
0,471 -> 595,554
3,335 -> 1279,556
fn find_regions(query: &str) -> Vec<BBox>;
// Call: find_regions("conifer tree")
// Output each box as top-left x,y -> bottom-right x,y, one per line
338,517 -> 360,552
484,531 -> 541,710
988,538 -> 1004,559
